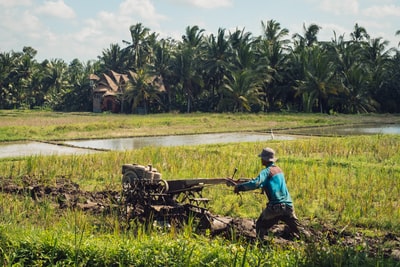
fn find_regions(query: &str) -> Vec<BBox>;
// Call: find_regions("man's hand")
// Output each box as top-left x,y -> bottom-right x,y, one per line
226,178 -> 237,187
234,185 -> 240,194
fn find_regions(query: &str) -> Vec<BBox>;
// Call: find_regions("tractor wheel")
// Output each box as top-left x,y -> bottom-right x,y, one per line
157,179 -> 169,193
122,170 -> 139,184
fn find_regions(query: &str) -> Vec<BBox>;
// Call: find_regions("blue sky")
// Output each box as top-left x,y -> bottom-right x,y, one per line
1,0 -> 399,62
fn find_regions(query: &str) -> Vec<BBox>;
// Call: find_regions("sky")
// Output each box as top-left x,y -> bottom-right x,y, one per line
1,0 -> 399,63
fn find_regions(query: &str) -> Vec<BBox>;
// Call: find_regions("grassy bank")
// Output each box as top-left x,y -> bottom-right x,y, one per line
1,110 -> 399,142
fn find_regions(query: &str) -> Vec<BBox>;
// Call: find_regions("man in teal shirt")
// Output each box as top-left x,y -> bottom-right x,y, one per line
234,147 -> 302,240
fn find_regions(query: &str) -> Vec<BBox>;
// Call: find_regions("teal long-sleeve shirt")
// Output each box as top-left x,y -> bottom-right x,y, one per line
236,163 -> 293,206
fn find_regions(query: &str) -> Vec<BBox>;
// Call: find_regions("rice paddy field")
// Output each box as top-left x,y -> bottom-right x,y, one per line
0,110 -> 399,266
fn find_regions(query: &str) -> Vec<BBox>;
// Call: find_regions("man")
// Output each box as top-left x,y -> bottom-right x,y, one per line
234,147 -> 302,240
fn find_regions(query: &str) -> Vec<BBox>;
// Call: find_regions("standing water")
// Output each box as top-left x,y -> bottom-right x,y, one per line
1,124 -> 399,159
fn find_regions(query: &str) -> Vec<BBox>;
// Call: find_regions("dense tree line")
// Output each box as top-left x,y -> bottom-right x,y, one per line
1,21 -> 400,113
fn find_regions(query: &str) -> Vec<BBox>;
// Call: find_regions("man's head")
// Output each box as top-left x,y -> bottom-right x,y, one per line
258,147 -> 277,163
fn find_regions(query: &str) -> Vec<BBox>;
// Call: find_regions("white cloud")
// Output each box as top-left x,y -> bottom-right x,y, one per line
1,8 -> 46,41
307,0 -> 359,15
1,0 -> 398,62
20,11 -> 46,39
66,13 -> 122,57
318,22 -> 349,39
362,5 -> 400,18
119,0 -> 167,26
173,0 -> 233,9
0,0 -> 31,7
72,18 -> 103,42
35,0 -> 76,19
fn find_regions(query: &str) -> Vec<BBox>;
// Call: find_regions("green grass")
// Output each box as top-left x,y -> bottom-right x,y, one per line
0,136 -> 399,265
1,135 -> 399,230
0,111 -> 399,265
0,207 -> 395,266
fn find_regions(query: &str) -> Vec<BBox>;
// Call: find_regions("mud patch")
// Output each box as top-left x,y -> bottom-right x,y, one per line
0,176 -> 120,213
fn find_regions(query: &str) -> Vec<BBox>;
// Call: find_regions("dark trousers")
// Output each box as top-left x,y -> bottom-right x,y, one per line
256,203 -> 301,240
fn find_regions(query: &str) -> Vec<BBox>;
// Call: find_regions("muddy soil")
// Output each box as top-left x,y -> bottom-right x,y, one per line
1,176 -> 399,261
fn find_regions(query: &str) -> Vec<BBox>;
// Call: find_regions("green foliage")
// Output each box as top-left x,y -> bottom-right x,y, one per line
2,21 -> 400,113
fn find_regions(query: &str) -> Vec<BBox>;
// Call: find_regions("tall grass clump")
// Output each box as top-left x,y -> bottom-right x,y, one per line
1,225 -> 396,266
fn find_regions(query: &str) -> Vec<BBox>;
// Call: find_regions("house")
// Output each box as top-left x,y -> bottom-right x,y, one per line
90,71 -> 128,113
90,70 -> 166,114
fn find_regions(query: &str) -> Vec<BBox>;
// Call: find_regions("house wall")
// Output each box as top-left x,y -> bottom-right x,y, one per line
93,93 -> 103,113
102,95 -> 120,113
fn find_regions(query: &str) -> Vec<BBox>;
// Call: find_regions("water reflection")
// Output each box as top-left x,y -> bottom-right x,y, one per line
63,132 -> 294,151
341,125 -> 400,134
1,124 -> 399,159
286,124 -> 400,136
0,141 -> 96,158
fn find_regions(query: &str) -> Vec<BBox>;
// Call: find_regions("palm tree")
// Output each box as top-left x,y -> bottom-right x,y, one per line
396,30 -> 400,47
328,32 -> 357,71
98,43 -> 130,73
42,59 -> 70,110
293,46 -> 341,113
257,19 -> 291,111
363,37 -> 395,112
364,37 -> 392,64
220,69 -> 264,112
124,69 -> 163,114
124,23 -> 154,69
8,49 -> 32,108
261,20 -> 289,44
181,25 -> 204,48
229,27 -> 253,51
18,48 -> 39,108
375,51 -> 400,112
28,63 -> 46,108
0,48 -> 39,109
203,28 -> 235,111
350,23 -> 370,42
151,38 -> 176,111
292,23 -> 321,49
62,59 -> 99,111
338,64 -> 378,113
175,25 -> 205,112
0,52 -> 19,108
229,27 -> 256,69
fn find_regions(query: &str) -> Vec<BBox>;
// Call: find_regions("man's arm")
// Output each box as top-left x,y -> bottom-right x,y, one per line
234,169 -> 269,193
